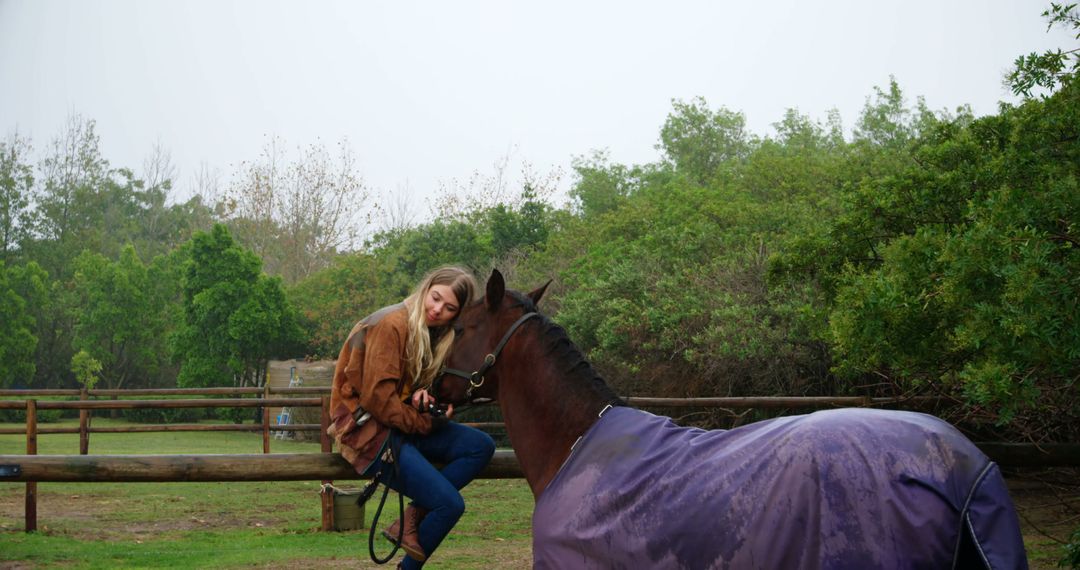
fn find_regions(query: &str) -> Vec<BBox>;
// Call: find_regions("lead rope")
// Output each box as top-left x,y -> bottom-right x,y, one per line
366,435 -> 405,564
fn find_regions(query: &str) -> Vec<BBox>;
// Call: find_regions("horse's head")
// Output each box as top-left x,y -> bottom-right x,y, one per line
433,269 -> 549,406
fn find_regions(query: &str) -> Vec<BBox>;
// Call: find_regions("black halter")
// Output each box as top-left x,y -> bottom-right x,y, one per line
435,311 -> 539,403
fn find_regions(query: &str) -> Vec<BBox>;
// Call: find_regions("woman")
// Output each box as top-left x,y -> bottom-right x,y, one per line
327,266 -> 495,569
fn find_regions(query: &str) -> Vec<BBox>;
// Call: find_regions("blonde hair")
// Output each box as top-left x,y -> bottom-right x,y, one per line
404,266 -> 478,388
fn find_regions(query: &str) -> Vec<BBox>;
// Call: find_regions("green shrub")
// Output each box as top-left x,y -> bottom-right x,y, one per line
121,406 -> 202,424
37,409 -> 63,423
215,406 -> 249,424
1063,526 -> 1080,569
0,404 -> 70,423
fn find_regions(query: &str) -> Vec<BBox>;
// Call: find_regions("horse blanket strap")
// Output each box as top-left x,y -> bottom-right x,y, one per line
439,312 -> 539,396
532,407 -> 1027,569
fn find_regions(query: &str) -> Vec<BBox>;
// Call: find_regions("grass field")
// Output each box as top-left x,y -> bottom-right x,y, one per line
0,419 -> 533,569
1,419 -> 1075,569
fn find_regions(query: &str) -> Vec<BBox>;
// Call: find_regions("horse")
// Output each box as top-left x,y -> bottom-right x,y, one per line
434,270 -> 1028,569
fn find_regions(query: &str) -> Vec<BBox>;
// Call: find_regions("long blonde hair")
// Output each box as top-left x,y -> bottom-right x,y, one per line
404,266 -> 478,388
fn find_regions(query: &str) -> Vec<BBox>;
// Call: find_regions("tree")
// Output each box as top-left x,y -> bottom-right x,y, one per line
70,245 -> 172,391
0,261 -> 38,388
551,168 -> 829,400
70,350 -> 102,391
228,271 -> 303,382
132,140 -> 183,257
737,108 -> 848,202
769,80 -> 974,301
0,133 -> 33,264
851,76 -> 954,150
487,186 -> 553,257
852,78 -> 916,149
15,117 -> 207,389
288,253 -> 392,358
22,114 -> 180,276
173,224 -> 302,389
776,72 -> 1080,430
773,108 -> 845,151
376,182 -> 420,234
220,136 -> 376,284
658,97 -> 753,185
369,218 -> 493,297
25,114 -> 112,278
33,115 -> 110,241
568,150 -> 636,218
19,117 -> 128,389
427,150 -> 563,222
1007,3 -> 1080,97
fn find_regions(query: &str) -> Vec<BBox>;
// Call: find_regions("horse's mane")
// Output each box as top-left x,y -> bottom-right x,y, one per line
508,291 -> 625,408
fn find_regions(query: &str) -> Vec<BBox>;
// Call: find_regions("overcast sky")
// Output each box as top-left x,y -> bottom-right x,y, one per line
0,0 -> 1073,220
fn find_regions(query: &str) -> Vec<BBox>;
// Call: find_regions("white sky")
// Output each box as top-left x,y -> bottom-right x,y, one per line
0,0 -> 1073,218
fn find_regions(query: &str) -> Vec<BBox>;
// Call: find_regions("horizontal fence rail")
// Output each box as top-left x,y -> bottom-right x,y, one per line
0,398 -> 321,410
975,443 -> 1080,467
1,388 -> 945,404
0,390 -> 953,449
4,424 -> 323,435
0,451 -> 523,482
0,388 -> 319,397
2,445 -> 1078,486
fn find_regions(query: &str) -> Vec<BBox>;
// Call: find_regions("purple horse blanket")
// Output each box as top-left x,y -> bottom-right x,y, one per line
532,407 -> 1026,569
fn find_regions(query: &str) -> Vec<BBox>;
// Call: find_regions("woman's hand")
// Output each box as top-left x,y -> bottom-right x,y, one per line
411,388 -> 432,409
412,388 -> 454,420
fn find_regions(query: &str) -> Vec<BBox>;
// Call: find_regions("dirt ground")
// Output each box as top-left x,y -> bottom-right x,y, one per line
1007,468 -> 1080,569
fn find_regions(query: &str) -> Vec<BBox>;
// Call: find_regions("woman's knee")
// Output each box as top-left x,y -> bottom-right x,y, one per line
435,490 -> 466,521
475,431 -> 495,459
451,424 -> 495,460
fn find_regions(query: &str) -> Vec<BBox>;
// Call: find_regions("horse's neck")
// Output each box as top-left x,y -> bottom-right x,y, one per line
500,357 -> 605,499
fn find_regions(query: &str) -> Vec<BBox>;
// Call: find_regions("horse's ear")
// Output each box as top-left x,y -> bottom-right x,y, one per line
528,280 -> 552,306
486,269 -> 505,312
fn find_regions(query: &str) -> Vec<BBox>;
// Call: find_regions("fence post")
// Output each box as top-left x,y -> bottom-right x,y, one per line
320,395 -> 333,531
79,387 -> 90,455
262,384 -> 271,454
25,399 -> 37,532
320,396 -> 331,453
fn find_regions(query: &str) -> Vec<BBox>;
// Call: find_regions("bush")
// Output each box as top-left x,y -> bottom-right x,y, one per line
0,405 -> 69,423
215,406 -> 249,424
122,406 -> 203,424
37,409 -> 63,423
1064,526 -> 1080,569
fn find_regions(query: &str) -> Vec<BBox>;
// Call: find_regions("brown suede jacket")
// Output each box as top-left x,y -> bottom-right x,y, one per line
327,303 -> 434,473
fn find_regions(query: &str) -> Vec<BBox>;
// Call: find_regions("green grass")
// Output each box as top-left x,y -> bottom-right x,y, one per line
0,420 -> 534,569
1,529 -> 380,569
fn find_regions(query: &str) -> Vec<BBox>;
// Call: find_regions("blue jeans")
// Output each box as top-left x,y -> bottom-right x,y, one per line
370,422 -> 495,568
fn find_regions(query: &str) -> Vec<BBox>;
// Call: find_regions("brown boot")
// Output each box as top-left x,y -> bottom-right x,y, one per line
383,504 -> 427,562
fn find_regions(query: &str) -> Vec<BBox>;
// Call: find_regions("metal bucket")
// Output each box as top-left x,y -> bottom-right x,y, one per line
331,487 -> 365,532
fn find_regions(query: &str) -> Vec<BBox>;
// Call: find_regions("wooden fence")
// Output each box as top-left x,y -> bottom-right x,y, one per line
0,387 -> 329,454
2,388 -> 1078,534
